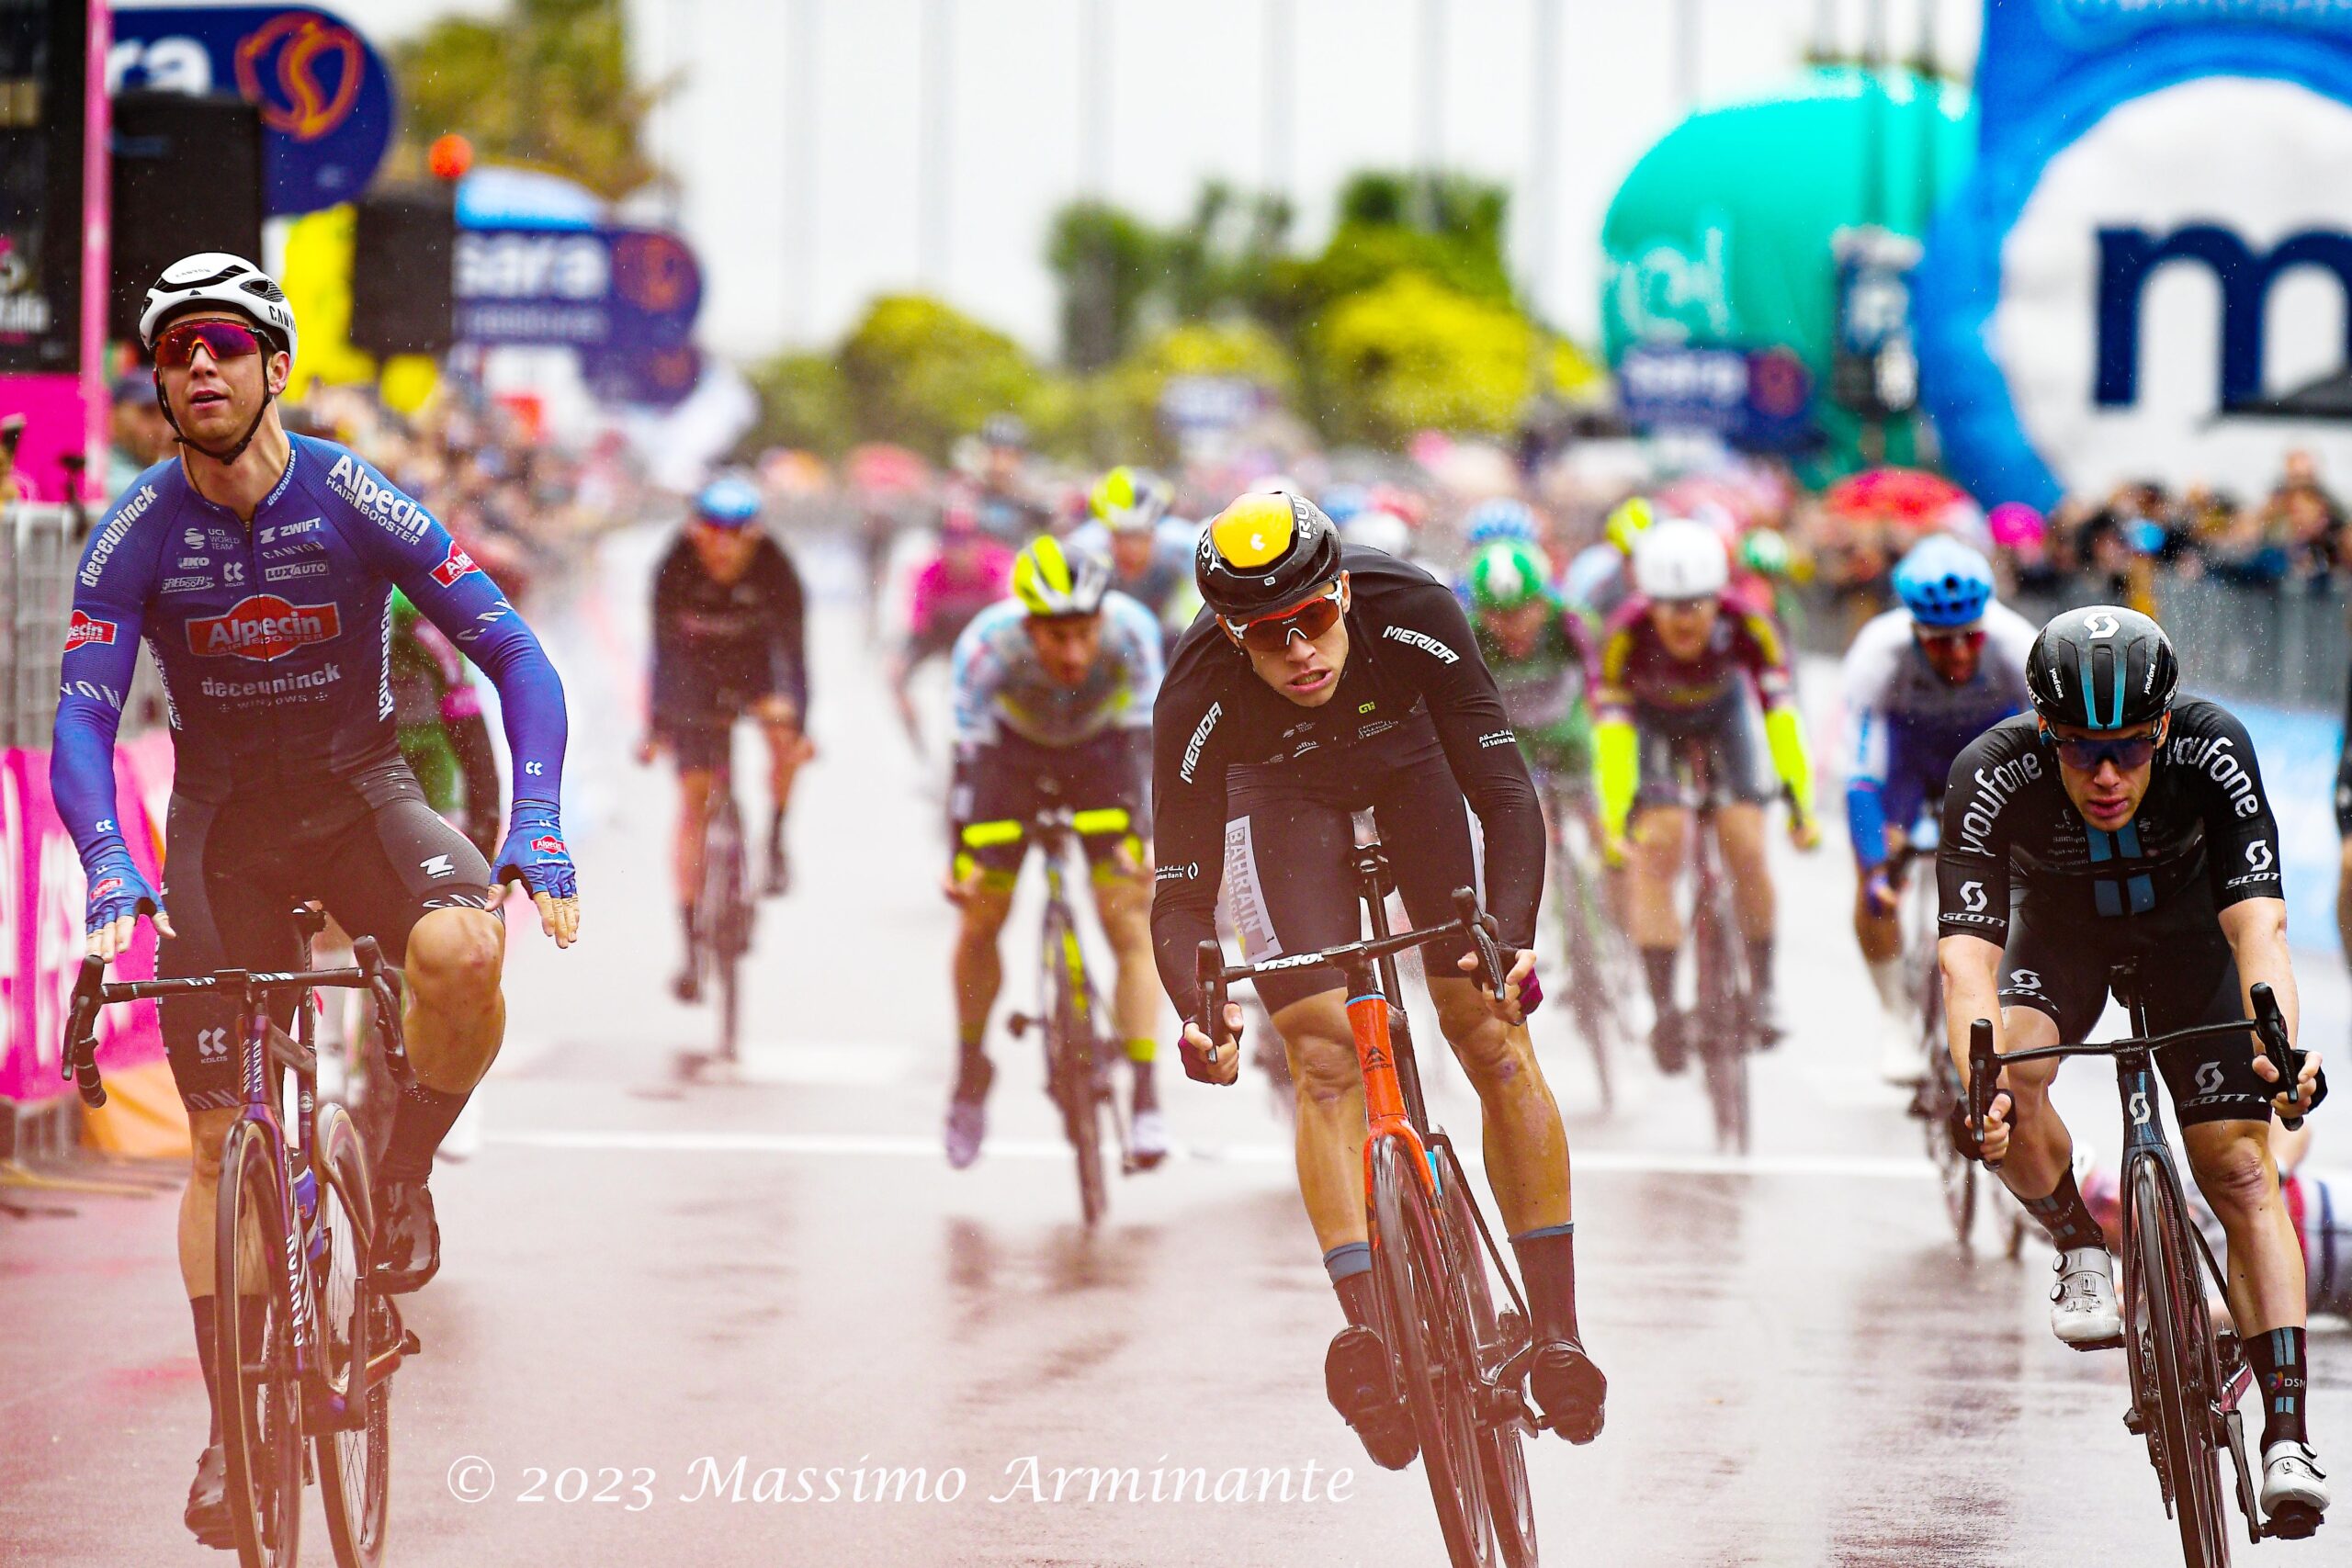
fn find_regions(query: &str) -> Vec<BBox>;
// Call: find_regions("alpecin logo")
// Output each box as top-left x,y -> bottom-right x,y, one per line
64,610 -> 118,651
187,595 -> 342,661
431,539 -> 480,586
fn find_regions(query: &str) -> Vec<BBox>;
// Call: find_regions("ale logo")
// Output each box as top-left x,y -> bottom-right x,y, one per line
187,595 -> 342,660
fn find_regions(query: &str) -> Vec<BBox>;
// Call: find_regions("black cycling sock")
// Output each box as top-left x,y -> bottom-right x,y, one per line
677,902 -> 696,953
1326,1245 -> 1377,1330
766,807 -> 786,853
2021,1168 -> 2106,1253
379,1081 -> 469,1182
2247,1325 -> 2310,1448
1744,935 -> 1775,994
1510,1224 -> 1581,1344
1639,946 -> 1678,1019
191,1297 -> 221,1443
952,1043 -> 991,1101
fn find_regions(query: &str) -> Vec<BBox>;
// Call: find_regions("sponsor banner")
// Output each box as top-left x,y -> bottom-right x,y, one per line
107,6 -> 394,216
455,226 -> 702,354
1916,3 -> 2352,504
0,739 -> 168,1105
1616,344 -> 1816,452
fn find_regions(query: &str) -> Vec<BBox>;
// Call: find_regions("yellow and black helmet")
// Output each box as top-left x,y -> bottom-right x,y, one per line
1089,465 -> 1172,533
1195,490 -> 1344,620
1011,534 -> 1111,618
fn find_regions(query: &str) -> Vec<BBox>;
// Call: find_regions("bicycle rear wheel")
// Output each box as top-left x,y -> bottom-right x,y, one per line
215,1120 -> 303,1568
1045,903 -> 1109,1227
1435,1145 -> 1538,1568
703,797 -> 750,1063
2130,1160 -> 2233,1568
1921,1048 -> 1976,1250
1372,1137 -> 1496,1568
312,1105 -> 390,1568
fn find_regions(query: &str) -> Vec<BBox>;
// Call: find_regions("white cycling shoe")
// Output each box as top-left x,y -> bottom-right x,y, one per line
2260,1441 -> 2329,1535
1128,1109 -> 1170,1170
1878,1020 -> 1924,1086
2051,1248 -> 2123,1347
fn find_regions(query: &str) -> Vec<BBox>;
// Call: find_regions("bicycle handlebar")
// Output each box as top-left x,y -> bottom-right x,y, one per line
1192,886 -> 1505,1047
1963,981 -> 2310,1163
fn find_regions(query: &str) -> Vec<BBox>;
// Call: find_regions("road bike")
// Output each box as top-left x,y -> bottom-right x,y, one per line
1649,740 -> 1757,1155
1197,848 -> 1552,1568
1966,963 -> 2316,1565
1535,771 -> 1628,1114
62,905 -> 420,1568
675,727 -> 756,1066
969,802 -> 1133,1226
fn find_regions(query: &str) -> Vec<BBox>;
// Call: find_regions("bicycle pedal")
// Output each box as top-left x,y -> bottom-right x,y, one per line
2123,1407 -> 2149,1436
1006,1014 -> 1035,1038
2264,1503 -> 2323,1541
2072,1334 -> 2124,1353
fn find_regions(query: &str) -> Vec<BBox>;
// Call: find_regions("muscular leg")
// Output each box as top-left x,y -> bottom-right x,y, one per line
2183,1119 -> 2305,1339
1714,802 -> 1774,942
1630,806 -> 1690,1043
1091,863 -> 1164,1122
1272,991 -> 1369,1258
177,1106 -> 243,1299
952,883 -> 1014,1072
1427,975 -> 1569,1235
760,716 -> 808,819
379,907 -> 508,1186
1985,1008 -> 2073,1205
673,767 -> 714,910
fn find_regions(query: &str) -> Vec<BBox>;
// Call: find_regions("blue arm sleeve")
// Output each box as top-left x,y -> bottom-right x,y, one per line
336,457 -> 569,807
1847,780 -> 1889,871
51,491 -> 164,865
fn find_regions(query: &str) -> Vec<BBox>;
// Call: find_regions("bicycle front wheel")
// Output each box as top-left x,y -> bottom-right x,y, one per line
1691,884 -> 1751,1155
1923,1048 -> 1976,1250
312,1105 -> 390,1568
215,1120 -> 303,1568
1555,852 -> 1616,1115
2130,1160 -> 2233,1568
1045,904 -> 1109,1227
1435,1145 -> 1538,1568
1372,1137 -> 1496,1568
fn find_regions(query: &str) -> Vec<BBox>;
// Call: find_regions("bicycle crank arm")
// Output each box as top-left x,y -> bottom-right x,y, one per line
2218,1405 -> 2267,1545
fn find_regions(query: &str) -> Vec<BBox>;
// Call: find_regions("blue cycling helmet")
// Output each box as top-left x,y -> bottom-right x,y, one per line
1464,497 -> 1538,547
694,475 -> 763,528
1892,536 -> 1995,627
1319,483 -> 1370,525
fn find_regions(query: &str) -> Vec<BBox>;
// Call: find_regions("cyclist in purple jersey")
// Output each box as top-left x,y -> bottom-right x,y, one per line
49,254 -> 579,1549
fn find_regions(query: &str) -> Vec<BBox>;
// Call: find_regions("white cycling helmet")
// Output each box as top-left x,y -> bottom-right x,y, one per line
139,253 -> 298,362
1632,517 -> 1729,602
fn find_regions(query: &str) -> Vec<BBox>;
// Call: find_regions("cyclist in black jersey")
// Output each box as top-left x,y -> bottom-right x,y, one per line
1152,491 -> 1605,1470
1939,605 -> 2329,1524
643,476 -> 812,994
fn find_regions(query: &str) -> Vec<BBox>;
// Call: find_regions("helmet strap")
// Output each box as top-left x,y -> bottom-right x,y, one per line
157,360 -> 277,469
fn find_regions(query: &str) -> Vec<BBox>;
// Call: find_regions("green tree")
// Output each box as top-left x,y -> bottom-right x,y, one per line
836,295 -> 1044,461
391,0 -> 662,199
1310,271 -> 1537,447
741,352 -> 853,457
1047,201 -> 1167,372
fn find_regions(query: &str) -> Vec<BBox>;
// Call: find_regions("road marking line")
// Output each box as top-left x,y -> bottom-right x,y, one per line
482,1126 -> 1937,1179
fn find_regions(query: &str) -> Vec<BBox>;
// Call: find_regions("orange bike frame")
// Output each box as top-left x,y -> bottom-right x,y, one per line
1349,983 -> 1433,1196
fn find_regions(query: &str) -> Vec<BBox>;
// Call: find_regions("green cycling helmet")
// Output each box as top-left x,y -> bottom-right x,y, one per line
1467,540 -> 1553,613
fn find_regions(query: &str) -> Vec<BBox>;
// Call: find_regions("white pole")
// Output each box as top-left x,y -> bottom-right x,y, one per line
919,0 -> 952,287
785,0 -> 819,344
1262,0 -> 1295,197
1527,0 -> 1561,303
1079,0 -> 1108,196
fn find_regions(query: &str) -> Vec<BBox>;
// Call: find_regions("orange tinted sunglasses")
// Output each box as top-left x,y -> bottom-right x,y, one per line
1224,581 -> 1344,652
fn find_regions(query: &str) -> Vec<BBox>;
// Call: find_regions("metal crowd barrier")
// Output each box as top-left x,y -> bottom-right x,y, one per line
1,502 -> 167,751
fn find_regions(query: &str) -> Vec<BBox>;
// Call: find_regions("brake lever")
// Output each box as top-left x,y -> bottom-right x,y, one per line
1194,940 -> 1230,1049
1967,1018 -> 1999,1169
352,937 -> 415,1090
2250,983 -> 2306,1133
62,954 -> 108,1109
1451,886 -> 1506,998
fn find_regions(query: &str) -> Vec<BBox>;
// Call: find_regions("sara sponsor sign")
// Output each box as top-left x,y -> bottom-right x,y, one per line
107,6 -> 394,216
455,226 -> 703,355
1916,2 -> 2352,504
1616,344 -> 1815,451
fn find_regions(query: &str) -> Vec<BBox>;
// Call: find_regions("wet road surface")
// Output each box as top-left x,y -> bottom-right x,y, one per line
5,526 -> 2346,1566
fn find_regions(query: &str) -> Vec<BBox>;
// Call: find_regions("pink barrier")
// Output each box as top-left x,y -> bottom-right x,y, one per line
0,734 -> 171,1104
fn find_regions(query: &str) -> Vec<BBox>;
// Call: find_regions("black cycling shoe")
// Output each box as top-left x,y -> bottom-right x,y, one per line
373,1179 -> 440,1295
1649,1011 -> 1689,1076
186,1442 -> 233,1550
670,958 -> 703,1003
1325,1325 -> 1418,1471
1529,1338 -> 1609,1444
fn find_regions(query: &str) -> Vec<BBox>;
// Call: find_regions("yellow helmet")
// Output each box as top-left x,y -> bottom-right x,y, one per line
1011,534 -> 1111,617
1605,496 -> 1657,556
1089,466 -> 1172,533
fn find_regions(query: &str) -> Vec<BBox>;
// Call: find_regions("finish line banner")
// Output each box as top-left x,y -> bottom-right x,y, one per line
455,227 -> 703,355
1915,1 -> 2352,507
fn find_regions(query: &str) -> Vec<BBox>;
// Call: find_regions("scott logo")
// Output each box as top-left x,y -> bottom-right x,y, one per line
1961,880 -> 1988,914
2008,968 -> 2041,992
2083,612 -> 2119,639
430,540 -> 480,586
2245,841 -> 2274,874
187,595 -> 342,660
2195,1063 -> 2224,1098
64,611 -> 117,651
2130,1090 -> 2151,1126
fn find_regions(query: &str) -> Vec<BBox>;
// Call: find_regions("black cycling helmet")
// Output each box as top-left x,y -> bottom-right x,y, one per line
2025,605 -> 2179,732
1195,490 -> 1345,621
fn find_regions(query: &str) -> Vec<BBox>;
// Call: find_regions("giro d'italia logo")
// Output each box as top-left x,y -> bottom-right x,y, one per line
1992,75 -> 2352,500
233,15 -> 365,142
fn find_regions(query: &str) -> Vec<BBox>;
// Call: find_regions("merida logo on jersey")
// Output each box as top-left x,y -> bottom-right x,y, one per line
325,453 -> 430,541
1381,625 -> 1460,663
431,540 -> 480,586
78,484 -> 155,586
1182,702 -> 1223,784
187,595 -> 343,660
63,610 -> 117,651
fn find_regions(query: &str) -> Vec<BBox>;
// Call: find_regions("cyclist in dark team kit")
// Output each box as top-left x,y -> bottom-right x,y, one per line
1153,491 -> 1605,1471
1940,606 -> 2329,1526
644,474 -> 812,995
51,254 -> 579,1547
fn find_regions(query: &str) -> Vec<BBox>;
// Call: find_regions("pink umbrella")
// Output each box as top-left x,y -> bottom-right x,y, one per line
1822,466 -> 1971,530
844,443 -> 933,496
